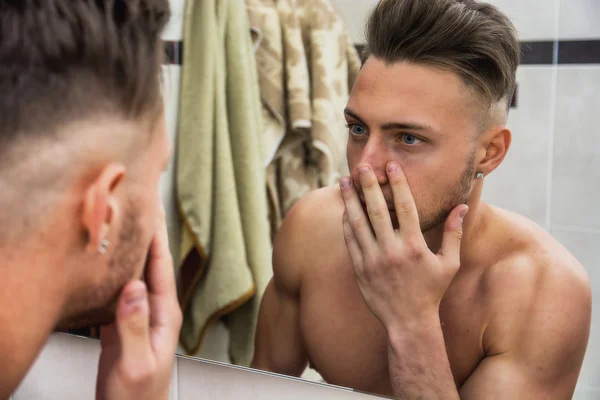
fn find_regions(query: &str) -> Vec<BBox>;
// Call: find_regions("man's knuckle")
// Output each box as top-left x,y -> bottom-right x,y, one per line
349,218 -> 366,231
453,229 -> 464,242
395,201 -> 415,215
369,207 -> 388,221
344,230 -> 356,244
120,364 -> 155,385
362,178 -> 377,189
383,249 -> 402,265
405,239 -> 425,260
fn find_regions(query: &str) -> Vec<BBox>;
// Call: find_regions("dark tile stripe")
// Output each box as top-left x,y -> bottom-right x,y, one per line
520,41 -> 555,65
558,40 -> 600,64
164,40 -> 183,65
164,39 -> 599,66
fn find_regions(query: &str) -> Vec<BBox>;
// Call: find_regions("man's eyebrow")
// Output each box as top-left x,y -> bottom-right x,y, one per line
344,107 -> 428,131
344,108 -> 364,123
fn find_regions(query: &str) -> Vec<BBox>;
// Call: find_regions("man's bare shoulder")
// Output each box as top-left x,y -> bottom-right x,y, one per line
272,186 -> 345,289
479,205 -> 591,355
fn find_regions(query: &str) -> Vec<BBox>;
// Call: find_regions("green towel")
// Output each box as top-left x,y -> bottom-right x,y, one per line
177,0 -> 272,366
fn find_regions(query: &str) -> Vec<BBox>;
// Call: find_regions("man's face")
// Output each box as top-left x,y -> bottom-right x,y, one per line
57,112 -> 171,329
346,58 -> 480,232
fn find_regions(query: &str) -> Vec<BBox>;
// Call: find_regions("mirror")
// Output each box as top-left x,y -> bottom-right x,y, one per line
67,0 -> 600,398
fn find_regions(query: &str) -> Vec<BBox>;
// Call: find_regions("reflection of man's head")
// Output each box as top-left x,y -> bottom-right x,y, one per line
346,0 -> 519,232
0,0 -> 172,329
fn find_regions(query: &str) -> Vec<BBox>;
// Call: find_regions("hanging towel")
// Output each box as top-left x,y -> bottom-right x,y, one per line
176,0 -> 272,366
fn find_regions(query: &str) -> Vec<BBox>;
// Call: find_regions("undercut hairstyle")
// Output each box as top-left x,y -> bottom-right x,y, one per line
0,0 -> 170,153
0,0 -> 169,243
365,0 -> 520,114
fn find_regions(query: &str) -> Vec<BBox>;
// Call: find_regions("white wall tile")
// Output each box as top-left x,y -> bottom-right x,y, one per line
574,296 -> 600,397
552,229 -> 600,290
558,0 -> 600,40
177,357 -> 383,400
552,230 -> 599,393
331,0 -> 560,43
14,333 -> 179,400
13,334 -> 100,400
574,387 -> 600,400
482,66 -> 555,228
329,0 -> 379,43
163,0 -> 185,41
551,67 -> 600,230
487,0 -> 558,41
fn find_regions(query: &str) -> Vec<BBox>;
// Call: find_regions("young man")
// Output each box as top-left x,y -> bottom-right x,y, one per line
0,1 -> 182,399
252,0 -> 592,398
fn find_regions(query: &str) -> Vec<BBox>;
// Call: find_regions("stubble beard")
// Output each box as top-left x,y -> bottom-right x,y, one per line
56,204 -> 146,330
419,153 -> 475,234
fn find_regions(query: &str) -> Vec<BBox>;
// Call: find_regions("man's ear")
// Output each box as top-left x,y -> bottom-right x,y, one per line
477,126 -> 512,176
81,164 -> 126,253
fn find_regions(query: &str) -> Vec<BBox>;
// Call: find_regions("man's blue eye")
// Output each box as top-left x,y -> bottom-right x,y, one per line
401,134 -> 421,145
350,124 -> 366,135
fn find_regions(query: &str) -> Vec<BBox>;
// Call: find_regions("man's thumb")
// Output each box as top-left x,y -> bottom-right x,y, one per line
438,205 -> 469,261
116,280 -> 152,365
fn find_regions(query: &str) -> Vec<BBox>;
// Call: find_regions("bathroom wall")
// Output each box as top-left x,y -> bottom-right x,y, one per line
332,0 -> 600,398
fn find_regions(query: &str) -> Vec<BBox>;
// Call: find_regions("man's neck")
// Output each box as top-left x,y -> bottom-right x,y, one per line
0,245 -> 69,399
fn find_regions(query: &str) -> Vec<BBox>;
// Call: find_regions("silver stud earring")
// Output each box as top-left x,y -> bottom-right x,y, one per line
98,239 -> 110,255
476,172 -> 485,179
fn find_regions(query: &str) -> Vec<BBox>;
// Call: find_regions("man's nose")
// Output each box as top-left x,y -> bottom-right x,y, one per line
351,141 -> 389,185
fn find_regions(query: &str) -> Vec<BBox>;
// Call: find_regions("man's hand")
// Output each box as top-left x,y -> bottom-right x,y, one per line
340,162 -> 468,330
96,204 -> 183,400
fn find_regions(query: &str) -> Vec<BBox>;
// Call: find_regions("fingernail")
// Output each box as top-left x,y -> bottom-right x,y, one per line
359,166 -> 370,175
387,162 -> 398,174
459,206 -> 469,220
340,177 -> 352,188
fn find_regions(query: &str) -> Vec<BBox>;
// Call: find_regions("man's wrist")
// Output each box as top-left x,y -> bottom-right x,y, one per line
385,311 -> 442,348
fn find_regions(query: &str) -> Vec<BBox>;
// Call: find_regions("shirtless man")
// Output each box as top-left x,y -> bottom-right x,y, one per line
251,0 -> 592,398
0,1 -> 181,399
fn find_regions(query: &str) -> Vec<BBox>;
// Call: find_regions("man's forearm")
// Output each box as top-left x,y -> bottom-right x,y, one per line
386,315 -> 460,400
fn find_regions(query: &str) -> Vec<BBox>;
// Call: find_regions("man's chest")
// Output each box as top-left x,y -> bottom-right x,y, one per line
299,260 -> 488,394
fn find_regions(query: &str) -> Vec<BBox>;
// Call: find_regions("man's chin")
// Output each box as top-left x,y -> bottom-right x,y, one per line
55,303 -> 117,331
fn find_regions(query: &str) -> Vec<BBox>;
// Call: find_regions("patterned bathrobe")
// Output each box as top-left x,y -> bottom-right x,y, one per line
247,0 -> 362,234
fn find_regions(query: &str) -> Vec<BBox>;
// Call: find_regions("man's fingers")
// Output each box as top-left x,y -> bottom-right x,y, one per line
386,162 -> 422,239
438,205 -> 469,264
343,210 -> 365,268
340,177 -> 378,251
356,165 -> 395,248
116,280 -> 153,366
145,200 -> 176,300
144,200 -> 182,355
